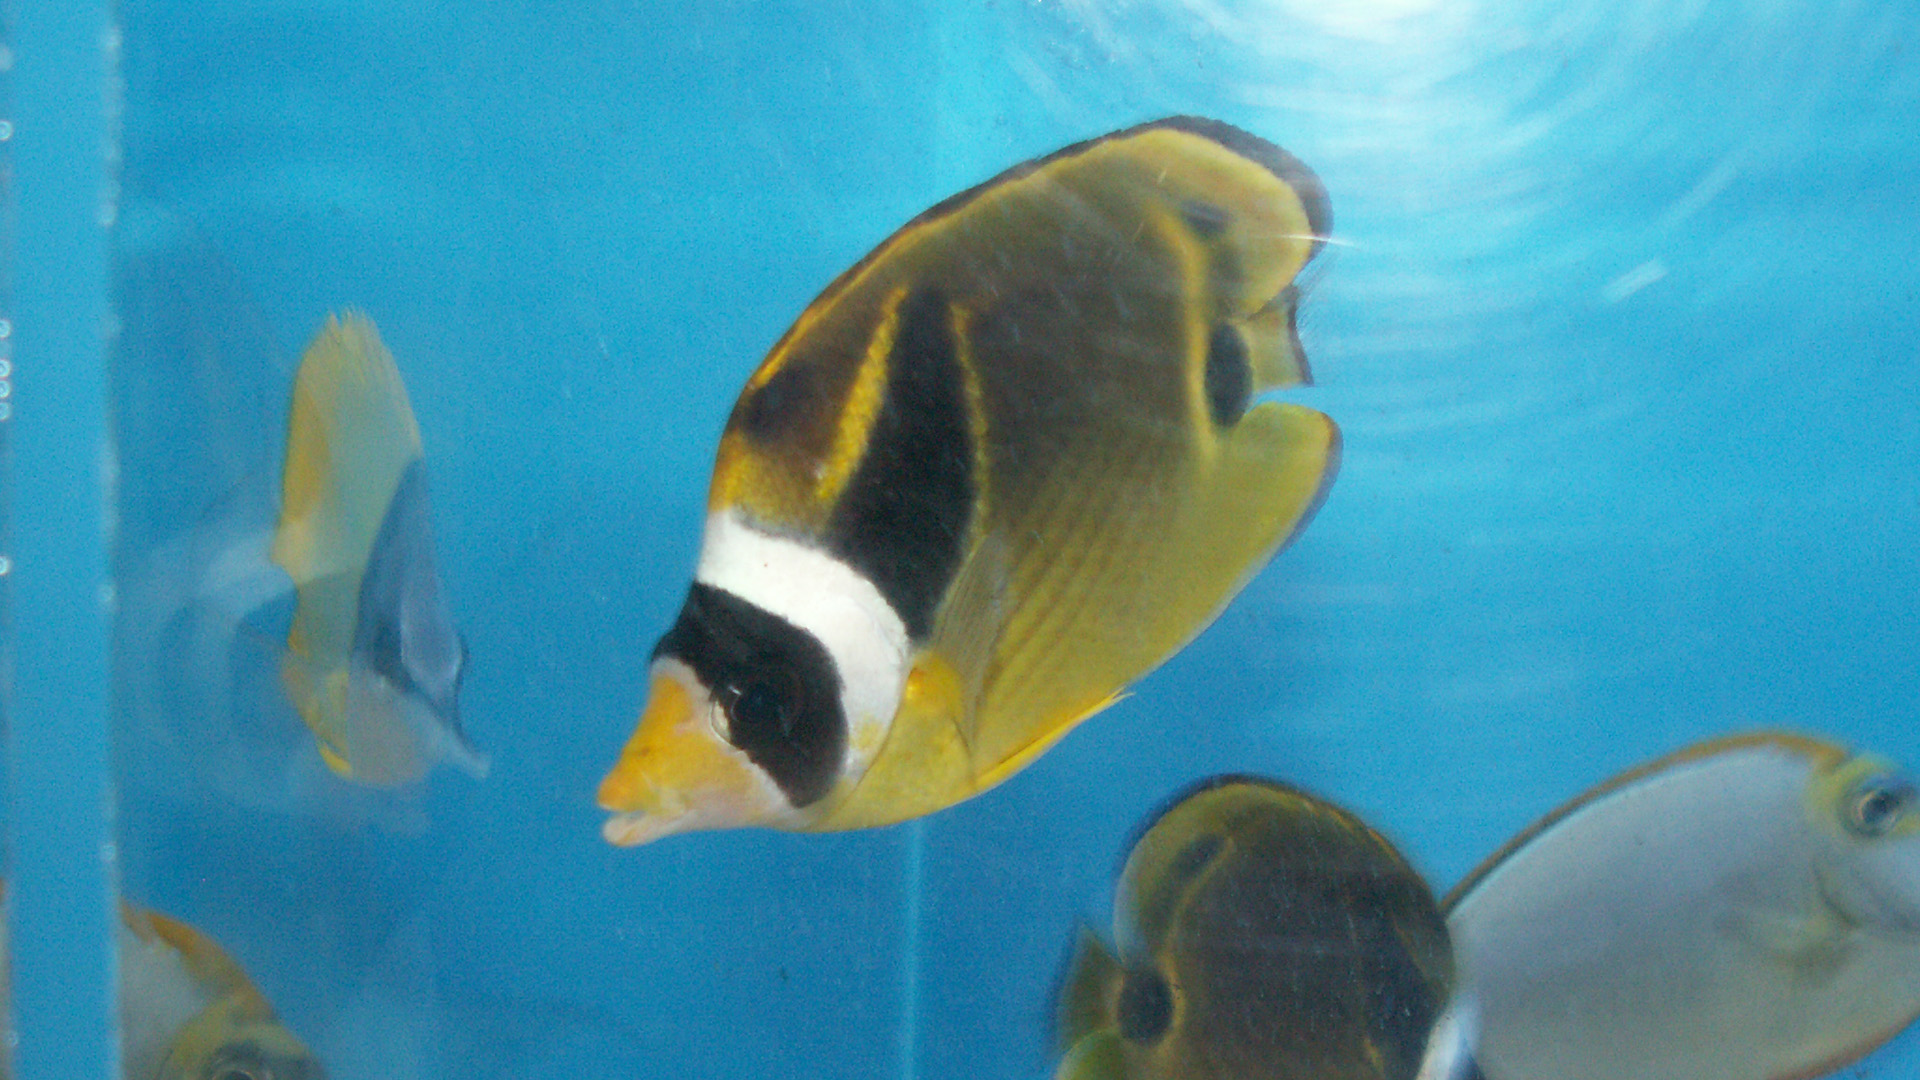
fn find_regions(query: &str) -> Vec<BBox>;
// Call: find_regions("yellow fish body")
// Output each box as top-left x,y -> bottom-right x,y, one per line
0,891 -> 325,1080
1448,732 -> 1920,1080
599,117 -> 1338,845
272,313 -> 485,786
1057,777 -> 1464,1080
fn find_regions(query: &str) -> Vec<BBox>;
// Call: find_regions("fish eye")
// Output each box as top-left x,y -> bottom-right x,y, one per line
717,666 -> 805,745
1116,968 -> 1175,1045
1845,775 -> 1917,838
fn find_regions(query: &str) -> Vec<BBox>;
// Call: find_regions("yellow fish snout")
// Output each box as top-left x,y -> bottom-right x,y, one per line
597,664 -> 788,846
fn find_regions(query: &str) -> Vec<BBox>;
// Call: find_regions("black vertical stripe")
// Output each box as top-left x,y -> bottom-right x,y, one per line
825,288 -> 976,641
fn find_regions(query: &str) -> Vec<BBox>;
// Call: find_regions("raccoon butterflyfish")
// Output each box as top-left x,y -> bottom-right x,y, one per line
1446,732 -> 1920,1080
1055,777 -> 1468,1080
597,116 -> 1338,846
272,312 -> 486,786
0,888 -> 325,1080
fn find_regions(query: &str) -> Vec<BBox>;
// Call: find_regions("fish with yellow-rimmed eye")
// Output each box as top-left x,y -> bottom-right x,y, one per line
1447,731 -> 1920,1080
1055,777 -> 1467,1080
597,117 -> 1340,846
272,313 -> 487,787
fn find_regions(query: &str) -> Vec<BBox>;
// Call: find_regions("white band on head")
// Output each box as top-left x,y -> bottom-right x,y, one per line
695,511 -> 911,752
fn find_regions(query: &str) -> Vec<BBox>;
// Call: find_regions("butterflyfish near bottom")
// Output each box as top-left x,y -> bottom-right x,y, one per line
1057,777 -> 1469,1080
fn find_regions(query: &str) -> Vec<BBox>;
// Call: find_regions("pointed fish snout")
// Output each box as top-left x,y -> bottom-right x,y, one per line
597,666 -> 774,846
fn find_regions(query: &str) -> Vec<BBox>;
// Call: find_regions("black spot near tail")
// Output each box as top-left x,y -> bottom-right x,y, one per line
1117,969 -> 1175,1044
1205,322 -> 1253,428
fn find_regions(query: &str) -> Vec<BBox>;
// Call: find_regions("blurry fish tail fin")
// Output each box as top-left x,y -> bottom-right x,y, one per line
119,478 -> 292,703
440,635 -> 490,780
195,525 -> 291,630
114,474 -> 304,812
1239,283 -> 1313,390
440,724 -> 491,781
1054,924 -> 1122,1053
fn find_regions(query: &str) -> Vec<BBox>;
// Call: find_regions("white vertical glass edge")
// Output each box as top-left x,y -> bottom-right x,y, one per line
4,0 -> 121,1077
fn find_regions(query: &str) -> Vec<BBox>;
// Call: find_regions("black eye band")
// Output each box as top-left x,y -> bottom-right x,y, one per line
653,583 -> 846,808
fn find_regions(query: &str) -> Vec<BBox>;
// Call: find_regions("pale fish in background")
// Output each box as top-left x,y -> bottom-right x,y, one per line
0,891 -> 325,1080
1447,732 -> 1920,1080
272,313 -> 486,787
1057,777 -> 1469,1080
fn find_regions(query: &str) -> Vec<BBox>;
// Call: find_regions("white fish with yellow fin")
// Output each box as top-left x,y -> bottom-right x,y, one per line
1447,732 -> 1920,1080
598,117 -> 1339,845
1057,777 -> 1468,1080
0,889 -> 325,1080
271,312 -> 485,787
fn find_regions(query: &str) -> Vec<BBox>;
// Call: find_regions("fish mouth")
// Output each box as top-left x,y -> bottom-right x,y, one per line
1820,843 -> 1920,937
596,662 -> 785,846
602,812 -> 646,847
602,809 -> 694,848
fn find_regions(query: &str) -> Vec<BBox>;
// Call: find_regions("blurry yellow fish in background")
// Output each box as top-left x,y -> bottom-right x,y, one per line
0,888 -> 325,1080
1056,777 -> 1468,1080
1447,732 -> 1920,1080
598,117 -> 1338,846
271,313 -> 486,787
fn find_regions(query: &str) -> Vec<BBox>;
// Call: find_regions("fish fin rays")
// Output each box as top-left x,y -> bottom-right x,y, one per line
277,631 -> 354,773
975,691 -> 1127,794
960,401 -> 1337,775
272,312 -> 423,589
926,530 -> 1010,710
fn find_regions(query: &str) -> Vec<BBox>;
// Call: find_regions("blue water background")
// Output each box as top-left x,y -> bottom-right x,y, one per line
96,1 -> 1920,1078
